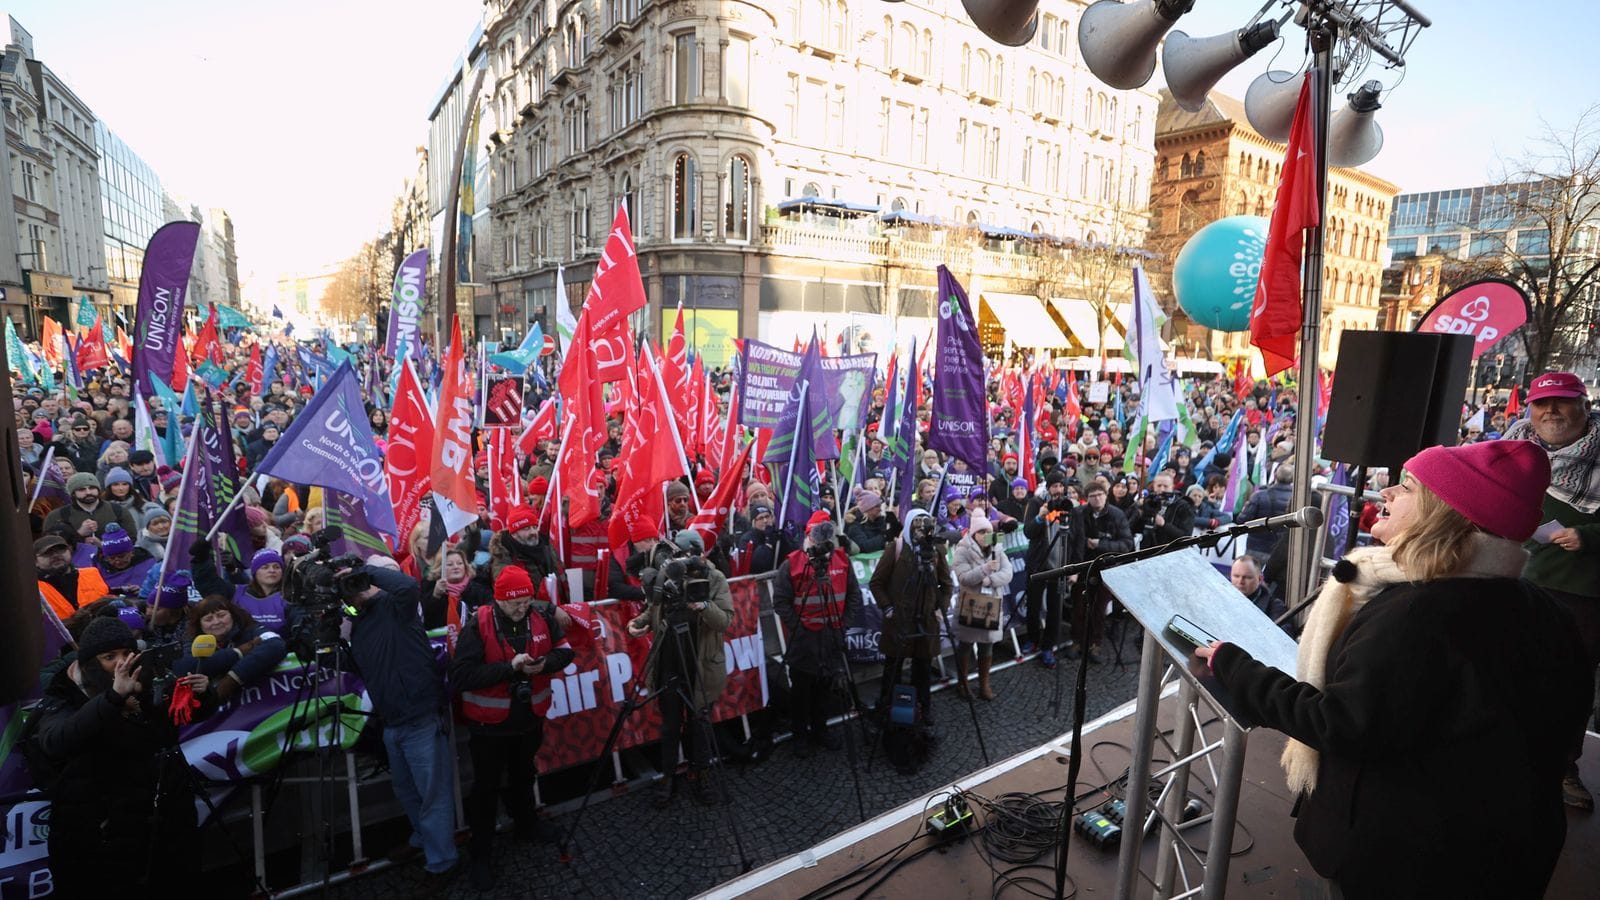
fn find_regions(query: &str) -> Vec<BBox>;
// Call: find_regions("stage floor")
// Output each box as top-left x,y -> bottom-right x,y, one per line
706,692 -> 1600,899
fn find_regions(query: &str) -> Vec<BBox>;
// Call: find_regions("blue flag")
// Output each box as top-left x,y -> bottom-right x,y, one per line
272,304 -> 285,319
254,362 -> 398,538
148,373 -> 185,465
487,323 -> 543,374
261,344 -> 280,389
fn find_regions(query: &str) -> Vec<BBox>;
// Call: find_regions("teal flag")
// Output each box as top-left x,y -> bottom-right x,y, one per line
75,298 -> 98,330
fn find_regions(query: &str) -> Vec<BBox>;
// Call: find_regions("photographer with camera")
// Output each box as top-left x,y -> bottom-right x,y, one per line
1141,471 -> 1195,547
843,490 -> 896,554
340,559 -> 461,885
30,616 -> 218,894
1022,473 -> 1077,667
627,530 -> 734,806
870,509 -> 953,725
1070,483 -> 1136,664
773,512 -> 864,755
449,565 -> 575,890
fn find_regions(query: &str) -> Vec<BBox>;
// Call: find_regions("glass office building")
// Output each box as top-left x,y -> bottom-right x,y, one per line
93,121 -> 165,303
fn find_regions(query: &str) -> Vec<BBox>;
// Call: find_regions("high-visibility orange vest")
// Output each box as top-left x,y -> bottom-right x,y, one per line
38,568 -> 112,620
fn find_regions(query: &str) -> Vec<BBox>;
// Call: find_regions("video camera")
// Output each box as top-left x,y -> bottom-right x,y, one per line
283,526 -> 370,661
136,640 -> 184,710
653,545 -> 712,615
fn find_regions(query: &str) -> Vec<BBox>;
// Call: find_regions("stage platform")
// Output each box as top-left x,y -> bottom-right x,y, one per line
704,690 -> 1600,899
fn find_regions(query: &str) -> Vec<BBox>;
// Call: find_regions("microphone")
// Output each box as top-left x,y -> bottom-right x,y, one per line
191,634 -> 218,658
1223,506 -> 1324,534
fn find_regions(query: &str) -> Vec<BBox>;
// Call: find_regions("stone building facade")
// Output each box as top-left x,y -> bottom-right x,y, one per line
472,0 -> 1158,363
1148,88 -> 1399,369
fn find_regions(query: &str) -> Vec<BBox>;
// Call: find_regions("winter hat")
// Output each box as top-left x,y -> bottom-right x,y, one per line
942,485 -> 966,504
495,565 -> 536,602
282,534 -> 312,555
77,616 -> 138,659
526,476 -> 549,497
1010,477 -> 1028,490
104,467 -> 133,487
140,506 -> 172,529
806,509 -> 833,531
673,529 -> 706,554
748,502 -> 774,520
128,449 -> 155,465
244,505 -> 269,528
116,606 -> 147,633
856,490 -> 882,513
99,525 -> 134,556
1002,452 -> 1018,465
968,513 -> 993,534
505,505 -> 538,534
1403,441 -> 1551,542
666,480 -> 692,500
695,468 -> 716,485
627,516 -> 660,543
250,549 -> 283,578
160,470 -> 183,492
67,472 -> 100,494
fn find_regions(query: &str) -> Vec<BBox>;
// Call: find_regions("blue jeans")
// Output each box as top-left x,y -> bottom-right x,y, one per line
382,717 -> 459,873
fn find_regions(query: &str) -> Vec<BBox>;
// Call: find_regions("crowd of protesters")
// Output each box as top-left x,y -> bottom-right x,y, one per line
10,320 -> 1599,894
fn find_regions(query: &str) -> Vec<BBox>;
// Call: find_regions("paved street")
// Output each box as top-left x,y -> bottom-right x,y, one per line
330,630 -> 1146,899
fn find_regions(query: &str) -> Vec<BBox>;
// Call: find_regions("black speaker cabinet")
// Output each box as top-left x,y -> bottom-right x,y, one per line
1322,331 -> 1474,469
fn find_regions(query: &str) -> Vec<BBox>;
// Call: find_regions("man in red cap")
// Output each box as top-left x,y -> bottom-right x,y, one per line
488,504 -> 562,586
1503,370 -> 1599,809
772,510 -> 863,755
450,564 -> 575,889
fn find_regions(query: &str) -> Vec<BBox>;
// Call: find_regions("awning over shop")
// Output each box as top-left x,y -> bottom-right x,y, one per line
980,292 -> 1072,349
1173,358 -> 1225,375
1049,298 -> 1121,352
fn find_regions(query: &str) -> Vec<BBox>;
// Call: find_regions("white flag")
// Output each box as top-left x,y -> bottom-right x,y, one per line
1130,265 -> 1179,423
554,263 -> 577,363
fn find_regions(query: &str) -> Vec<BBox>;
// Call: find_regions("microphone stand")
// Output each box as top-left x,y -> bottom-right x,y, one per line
1031,515 -> 1308,900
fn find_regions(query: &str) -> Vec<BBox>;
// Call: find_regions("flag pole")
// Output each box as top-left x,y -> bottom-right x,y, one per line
642,343 -> 702,515
775,381 -> 809,533
28,446 -> 55,511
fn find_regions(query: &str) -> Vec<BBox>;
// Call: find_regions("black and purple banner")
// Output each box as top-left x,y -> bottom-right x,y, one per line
928,266 -> 989,470
131,221 -> 200,397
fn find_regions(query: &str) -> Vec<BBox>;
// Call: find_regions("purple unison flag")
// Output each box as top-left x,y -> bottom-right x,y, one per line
895,338 -> 922,520
255,362 -> 398,538
161,408 -> 253,583
1323,463 -> 1351,561
386,249 -> 428,360
775,389 -> 823,542
327,490 -> 395,558
927,266 -> 989,471
761,334 -> 838,465
131,221 -> 201,398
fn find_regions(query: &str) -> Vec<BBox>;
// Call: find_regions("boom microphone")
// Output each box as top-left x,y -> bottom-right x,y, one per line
191,634 -> 218,658
1223,506 -> 1324,535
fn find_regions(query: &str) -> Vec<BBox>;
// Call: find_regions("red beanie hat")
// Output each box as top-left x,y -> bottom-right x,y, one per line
628,515 -> 660,543
527,476 -> 549,497
696,468 -> 716,485
1403,440 -> 1551,542
505,505 -> 538,534
806,509 -> 832,531
495,565 -> 536,601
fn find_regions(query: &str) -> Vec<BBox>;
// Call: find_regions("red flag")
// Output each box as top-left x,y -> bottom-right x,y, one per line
116,327 -> 132,363
581,202 -> 648,360
685,439 -> 754,547
193,304 -> 225,366
1064,375 -> 1081,441
1505,385 -> 1521,418
690,356 -> 711,458
1249,71 -> 1321,377
712,388 -> 741,474
247,343 -> 264,395
76,316 -> 110,371
41,317 -> 64,370
517,397 -> 558,459
555,314 -> 610,528
386,361 -> 435,549
171,327 -> 190,393
606,344 -> 689,563
1233,358 -> 1253,400
487,427 -> 520,530
429,318 -> 480,537
665,303 -> 693,443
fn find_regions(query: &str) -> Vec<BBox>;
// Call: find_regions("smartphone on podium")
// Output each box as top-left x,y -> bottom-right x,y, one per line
1167,615 -> 1218,649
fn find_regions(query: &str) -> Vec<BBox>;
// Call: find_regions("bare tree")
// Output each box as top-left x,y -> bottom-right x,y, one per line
1457,106 -> 1600,375
1065,204 -> 1151,366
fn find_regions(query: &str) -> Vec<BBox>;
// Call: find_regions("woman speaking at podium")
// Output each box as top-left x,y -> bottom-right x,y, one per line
1196,441 -> 1590,898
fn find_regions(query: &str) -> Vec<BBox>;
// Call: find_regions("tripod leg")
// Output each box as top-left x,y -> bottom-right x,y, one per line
689,700 -> 754,873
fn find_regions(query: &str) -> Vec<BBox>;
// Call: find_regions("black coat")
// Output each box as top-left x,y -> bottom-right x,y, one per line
1073,503 -> 1134,558
34,666 -> 217,891
772,549 -> 863,676
1210,577 -> 1590,897
1240,482 -> 1293,555
346,567 -> 446,727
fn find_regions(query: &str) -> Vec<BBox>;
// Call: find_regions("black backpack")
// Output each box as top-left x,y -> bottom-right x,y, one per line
16,700 -> 66,795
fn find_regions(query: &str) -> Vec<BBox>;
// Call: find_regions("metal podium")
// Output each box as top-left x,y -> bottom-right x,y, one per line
1100,550 -> 1300,899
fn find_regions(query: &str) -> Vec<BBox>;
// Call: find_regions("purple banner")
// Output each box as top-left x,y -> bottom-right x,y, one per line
386,248 -> 428,360
131,221 -> 200,397
928,266 -> 989,471
820,351 -> 878,435
161,408 -> 253,582
256,362 -> 398,538
761,335 -> 839,465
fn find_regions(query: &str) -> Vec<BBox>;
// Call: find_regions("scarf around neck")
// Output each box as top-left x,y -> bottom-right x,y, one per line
1501,410 -> 1600,514
1281,534 -> 1529,795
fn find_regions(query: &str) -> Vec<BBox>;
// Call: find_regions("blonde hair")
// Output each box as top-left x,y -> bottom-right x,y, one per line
1387,477 -> 1479,581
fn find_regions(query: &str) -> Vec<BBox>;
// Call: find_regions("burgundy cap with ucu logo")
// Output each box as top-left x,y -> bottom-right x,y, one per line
1526,372 -> 1586,404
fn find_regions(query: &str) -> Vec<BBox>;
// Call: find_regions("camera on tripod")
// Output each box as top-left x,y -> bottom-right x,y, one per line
654,549 -> 712,615
806,521 -> 838,567
1042,495 -> 1074,524
283,526 -> 370,661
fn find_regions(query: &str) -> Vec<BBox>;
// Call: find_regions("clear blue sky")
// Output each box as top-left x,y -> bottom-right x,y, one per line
6,0 -> 1593,282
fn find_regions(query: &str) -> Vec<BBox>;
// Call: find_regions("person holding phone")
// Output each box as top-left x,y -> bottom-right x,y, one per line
449,564 -> 574,891
31,616 -> 216,894
1194,441 -> 1591,897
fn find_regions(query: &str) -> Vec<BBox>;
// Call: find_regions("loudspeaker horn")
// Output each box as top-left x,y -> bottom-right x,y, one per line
1328,81 -> 1384,167
1163,20 -> 1281,113
961,0 -> 1039,46
1243,69 -> 1301,142
1078,0 -> 1195,91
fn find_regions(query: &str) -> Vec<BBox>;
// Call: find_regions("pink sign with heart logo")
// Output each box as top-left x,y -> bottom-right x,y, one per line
1414,279 -> 1531,359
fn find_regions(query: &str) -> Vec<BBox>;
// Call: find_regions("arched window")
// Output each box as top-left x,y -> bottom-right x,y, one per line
1254,195 -> 1266,216
724,155 -> 752,242
833,0 -> 849,48
804,0 -> 826,45
1026,67 -> 1037,110
959,42 -> 971,90
1236,198 -> 1247,215
1180,153 -> 1193,178
967,210 -> 980,225
1030,220 -> 1043,233
895,22 -> 915,69
891,196 -> 908,212
975,49 -> 991,92
673,153 -> 698,239
920,29 -> 933,75
1179,188 -> 1202,232
802,181 -> 821,198
1157,156 -> 1168,181
1083,88 -> 1093,123
991,55 -> 1004,96
1194,150 -> 1207,176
